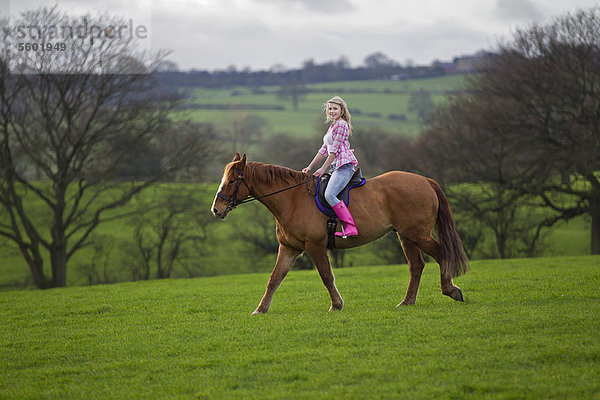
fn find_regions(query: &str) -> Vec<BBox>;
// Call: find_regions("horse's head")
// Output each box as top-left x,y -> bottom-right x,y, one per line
211,152 -> 250,219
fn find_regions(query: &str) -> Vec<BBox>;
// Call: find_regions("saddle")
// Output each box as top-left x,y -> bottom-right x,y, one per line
315,168 -> 366,219
315,168 -> 366,249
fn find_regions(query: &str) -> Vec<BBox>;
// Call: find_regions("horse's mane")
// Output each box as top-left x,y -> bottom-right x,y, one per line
245,161 -> 308,186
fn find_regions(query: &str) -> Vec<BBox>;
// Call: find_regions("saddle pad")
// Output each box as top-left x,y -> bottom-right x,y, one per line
315,168 -> 366,218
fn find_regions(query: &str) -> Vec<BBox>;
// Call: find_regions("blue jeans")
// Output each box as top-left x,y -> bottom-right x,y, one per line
324,163 -> 355,207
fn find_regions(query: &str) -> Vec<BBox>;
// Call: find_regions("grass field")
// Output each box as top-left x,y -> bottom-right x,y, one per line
2,255 -> 599,399
176,75 -> 468,137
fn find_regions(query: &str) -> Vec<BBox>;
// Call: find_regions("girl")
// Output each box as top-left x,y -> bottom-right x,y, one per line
302,96 -> 359,238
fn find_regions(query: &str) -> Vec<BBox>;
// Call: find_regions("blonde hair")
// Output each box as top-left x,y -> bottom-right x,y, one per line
324,96 -> 353,134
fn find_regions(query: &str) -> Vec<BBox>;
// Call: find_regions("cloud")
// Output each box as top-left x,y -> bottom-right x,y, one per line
257,0 -> 356,13
9,0 -> 590,71
493,0 -> 543,22
149,6 -> 277,69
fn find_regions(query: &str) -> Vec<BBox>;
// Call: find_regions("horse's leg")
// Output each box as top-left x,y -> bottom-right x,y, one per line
416,236 -> 464,302
397,237 -> 425,306
252,243 -> 301,315
304,242 -> 344,311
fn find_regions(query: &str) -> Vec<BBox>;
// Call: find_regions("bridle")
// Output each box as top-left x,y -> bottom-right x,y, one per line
216,168 -> 251,213
216,167 -> 317,214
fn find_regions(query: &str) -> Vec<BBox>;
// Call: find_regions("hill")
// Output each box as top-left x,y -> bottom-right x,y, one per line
2,256 -> 598,399
174,75 -> 468,138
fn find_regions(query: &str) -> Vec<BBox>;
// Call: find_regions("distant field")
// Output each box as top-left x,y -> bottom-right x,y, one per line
2,256 -> 598,399
175,74 -> 468,137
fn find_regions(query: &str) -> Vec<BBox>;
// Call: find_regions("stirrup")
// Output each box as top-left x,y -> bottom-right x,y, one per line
336,224 -> 357,239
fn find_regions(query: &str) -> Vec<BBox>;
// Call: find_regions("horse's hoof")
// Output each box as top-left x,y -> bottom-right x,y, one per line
443,287 -> 465,302
251,309 -> 266,315
397,300 -> 415,307
453,288 -> 465,302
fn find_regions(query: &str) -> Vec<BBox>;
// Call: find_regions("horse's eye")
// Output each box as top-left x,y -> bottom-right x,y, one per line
228,180 -> 235,184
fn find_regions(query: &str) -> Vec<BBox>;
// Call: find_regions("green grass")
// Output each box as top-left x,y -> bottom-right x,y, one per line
2,255 -> 599,399
176,75 -> 467,137
546,216 -> 591,255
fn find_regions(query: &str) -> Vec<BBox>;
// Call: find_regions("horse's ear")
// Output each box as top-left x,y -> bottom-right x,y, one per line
240,154 -> 247,167
233,152 -> 241,161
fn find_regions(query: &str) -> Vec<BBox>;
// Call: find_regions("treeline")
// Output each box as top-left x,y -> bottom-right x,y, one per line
155,51 -> 486,89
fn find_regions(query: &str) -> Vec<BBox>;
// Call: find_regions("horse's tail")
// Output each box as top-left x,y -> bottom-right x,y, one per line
428,178 -> 469,278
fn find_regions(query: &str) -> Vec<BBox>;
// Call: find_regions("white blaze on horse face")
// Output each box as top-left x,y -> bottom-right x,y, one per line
211,173 -> 228,216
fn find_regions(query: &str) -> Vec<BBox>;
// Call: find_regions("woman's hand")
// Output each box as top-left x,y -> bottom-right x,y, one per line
313,167 -> 327,177
302,166 -> 311,174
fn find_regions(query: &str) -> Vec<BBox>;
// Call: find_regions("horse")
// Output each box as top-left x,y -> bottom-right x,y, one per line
211,153 -> 469,314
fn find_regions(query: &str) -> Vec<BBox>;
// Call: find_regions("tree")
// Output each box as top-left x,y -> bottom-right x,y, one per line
367,231 -> 407,265
276,83 -> 307,111
408,88 -> 435,121
229,203 -> 315,271
363,52 -> 398,69
421,7 -> 600,254
418,97 -> 557,258
363,52 -> 399,79
257,133 -> 317,171
224,114 -> 266,153
78,233 -> 117,285
129,187 -> 214,280
447,184 -> 552,258
475,7 -> 600,254
0,7 -> 202,288
335,56 -> 351,70
351,126 -> 416,175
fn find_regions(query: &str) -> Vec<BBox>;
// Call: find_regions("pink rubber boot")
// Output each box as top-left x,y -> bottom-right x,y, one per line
332,201 -> 358,238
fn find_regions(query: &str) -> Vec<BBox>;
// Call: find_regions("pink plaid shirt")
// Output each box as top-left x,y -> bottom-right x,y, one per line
318,119 -> 358,170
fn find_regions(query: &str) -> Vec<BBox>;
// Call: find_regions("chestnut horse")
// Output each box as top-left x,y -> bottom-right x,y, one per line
212,153 -> 468,314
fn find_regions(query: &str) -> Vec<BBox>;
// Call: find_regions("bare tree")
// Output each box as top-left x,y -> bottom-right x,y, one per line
230,204 -> 314,271
408,88 -> 435,121
129,187 -> 213,280
418,88 -> 559,258
369,232 -> 407,265
257,133 -> 317,171
421,7 -> 600,254
446,184 -> 554,258
352,126 -> 416,176
363,52 -> 398,69
473,8 -> 600,254
79,233 -> 117,285
230,204 -> 280,271
224,114 -> 266,153
0,7 -> 201,288
276,83 -> 307,111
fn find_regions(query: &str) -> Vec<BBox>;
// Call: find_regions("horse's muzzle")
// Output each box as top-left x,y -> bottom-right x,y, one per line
212,207 -> 228,219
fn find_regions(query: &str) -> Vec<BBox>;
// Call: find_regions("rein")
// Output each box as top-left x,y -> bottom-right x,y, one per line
217,167 -> 317,211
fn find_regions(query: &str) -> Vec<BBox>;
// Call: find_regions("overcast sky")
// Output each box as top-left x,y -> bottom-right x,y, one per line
4,0 -> 599,71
